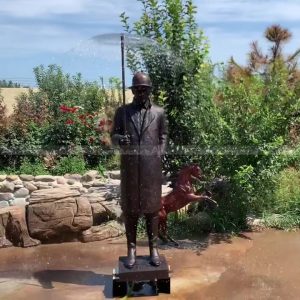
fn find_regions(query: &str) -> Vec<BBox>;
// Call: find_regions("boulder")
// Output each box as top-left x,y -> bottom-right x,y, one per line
88,187 -> 107,193
0,193 -> 14,202
6,175 -> 19,182
64,174 -> 82,181
14,188 -> 30,198
0,207 -> 12,247
101,199 -> 123,220
84,193 -> 110,224
27,188 -> 92,241
19,174 -> 34,181
39,186 -> 53,190
56,177 -> 66,184
29,187 -> 80,203
15,184 -> 24,189
80,221 -> 124,243
67,179 -> 76,185
105,179 -> 121,199
85,192 -> 106,203
34,175 -> 56,182
107,170 -> 121,180
90,202 -> 109,225
23,182 -> 38,193
13,179 -> 23,186
34,182 -> 53,190
0,206 -> 40,248
0,181 -> 14,193
0,201 -> 9,208
0,175 -> 6,182
92,180 -> 105,187
81,170 -> 98,182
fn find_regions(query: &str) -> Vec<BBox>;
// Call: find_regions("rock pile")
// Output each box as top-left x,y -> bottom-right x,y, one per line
0,170 -> 121,209
0,170 -> 173,248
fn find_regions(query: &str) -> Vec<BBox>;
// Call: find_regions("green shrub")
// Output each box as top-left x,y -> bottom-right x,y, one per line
97,163 -> 106,177
273,167 -> 300,213
104,152 -> 120,171
18,157 -> 49,175
52,155 -> 86,175
0,167 -> 16,175
263,212 -> 300,230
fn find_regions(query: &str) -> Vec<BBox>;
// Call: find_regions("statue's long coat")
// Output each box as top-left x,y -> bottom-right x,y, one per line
111,102 -> 168,214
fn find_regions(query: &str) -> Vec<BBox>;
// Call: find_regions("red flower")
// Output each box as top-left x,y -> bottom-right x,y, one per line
59,105 -> 69,113
70,107 -> 79,113
99,119 -> 106,127
59,105 -> 79,113
65,119 -> 75,125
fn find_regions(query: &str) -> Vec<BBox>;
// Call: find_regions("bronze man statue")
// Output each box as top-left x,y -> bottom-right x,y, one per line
111,72 -> 168,268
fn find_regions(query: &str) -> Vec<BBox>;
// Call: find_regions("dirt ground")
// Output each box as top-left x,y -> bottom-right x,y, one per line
0,88 -> 37,115
0,88 -> 132,115
0,229 -> 299,299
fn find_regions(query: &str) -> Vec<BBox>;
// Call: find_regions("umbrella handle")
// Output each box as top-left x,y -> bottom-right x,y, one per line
121,34 -> 127,134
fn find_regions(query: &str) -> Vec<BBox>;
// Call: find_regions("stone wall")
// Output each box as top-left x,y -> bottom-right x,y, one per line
0,170 -> 121,209
0,170 -> 173,248
0,170 -> 125,247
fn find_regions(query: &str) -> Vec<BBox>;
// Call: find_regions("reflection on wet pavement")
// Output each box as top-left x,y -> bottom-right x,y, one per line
0,230 -> 299,299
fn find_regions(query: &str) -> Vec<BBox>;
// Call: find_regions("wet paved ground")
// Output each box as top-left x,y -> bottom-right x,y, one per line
0,229 -> 299,299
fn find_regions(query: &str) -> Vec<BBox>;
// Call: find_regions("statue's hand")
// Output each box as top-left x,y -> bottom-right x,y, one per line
119,134 -> 131,146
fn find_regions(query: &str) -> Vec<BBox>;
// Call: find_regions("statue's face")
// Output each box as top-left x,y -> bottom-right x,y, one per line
132,86 -> 151,104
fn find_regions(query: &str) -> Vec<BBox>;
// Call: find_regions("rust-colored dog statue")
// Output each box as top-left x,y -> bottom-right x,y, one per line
159,164 -> 217,245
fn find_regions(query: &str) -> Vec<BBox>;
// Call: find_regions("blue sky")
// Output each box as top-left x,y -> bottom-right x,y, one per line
1,0 -> 300,87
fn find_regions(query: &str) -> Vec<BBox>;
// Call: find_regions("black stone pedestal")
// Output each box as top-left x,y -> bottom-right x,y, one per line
112,255 -> 171,297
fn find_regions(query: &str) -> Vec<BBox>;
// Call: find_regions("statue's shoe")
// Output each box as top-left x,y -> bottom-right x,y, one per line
125,247 -> 136,269
150,248 -> 160,267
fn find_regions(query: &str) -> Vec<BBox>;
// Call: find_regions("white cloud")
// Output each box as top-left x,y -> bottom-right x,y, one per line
0,0 -> 138,20
0,0 -> 88,18
196,0 -> 300,23
0,23 -> 81,55
0,0 -> 140,56
1,0 -> 300,85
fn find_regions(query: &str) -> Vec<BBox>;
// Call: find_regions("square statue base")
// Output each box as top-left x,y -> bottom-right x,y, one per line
112,255 -> 171,297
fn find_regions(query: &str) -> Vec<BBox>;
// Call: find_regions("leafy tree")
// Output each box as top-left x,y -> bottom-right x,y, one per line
213,25 -> 300,224
34,64 -> 106,118
227,25 -> 300,87
0,80 -> 21,88
120,0 -> 220,175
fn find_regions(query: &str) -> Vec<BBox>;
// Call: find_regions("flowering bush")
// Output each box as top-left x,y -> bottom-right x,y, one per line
58,104 -> 112,148
0,65 -> 123,172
